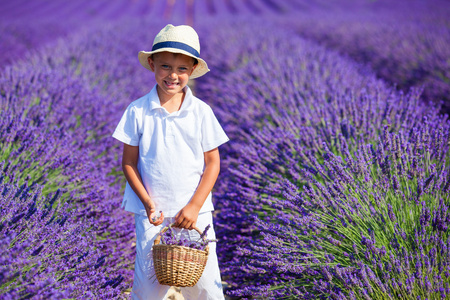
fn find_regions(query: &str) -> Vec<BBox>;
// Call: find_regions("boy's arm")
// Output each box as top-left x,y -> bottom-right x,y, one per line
174,148 -> 221,229
122,144 -> 164,225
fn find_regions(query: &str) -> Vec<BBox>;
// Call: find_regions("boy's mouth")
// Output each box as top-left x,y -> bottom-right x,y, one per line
164,80 -> 179,88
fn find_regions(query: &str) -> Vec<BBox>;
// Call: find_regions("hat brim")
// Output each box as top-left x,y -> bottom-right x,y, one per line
138,48 -> 209,79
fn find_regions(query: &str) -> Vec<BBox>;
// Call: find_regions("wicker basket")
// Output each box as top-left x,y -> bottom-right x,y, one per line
152,224 -> 209,287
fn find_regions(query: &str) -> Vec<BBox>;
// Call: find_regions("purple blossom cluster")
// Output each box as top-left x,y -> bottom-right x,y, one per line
197,18 -> 450,299
159,224 -> 215,251
0,174 -> 124,299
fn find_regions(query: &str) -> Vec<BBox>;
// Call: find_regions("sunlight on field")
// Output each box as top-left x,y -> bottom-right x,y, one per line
1,0 -> 449,299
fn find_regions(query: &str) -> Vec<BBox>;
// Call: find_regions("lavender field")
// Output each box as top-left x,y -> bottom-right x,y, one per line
1,0 -> 449,299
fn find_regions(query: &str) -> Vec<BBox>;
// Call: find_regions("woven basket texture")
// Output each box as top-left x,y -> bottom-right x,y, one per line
152,225 -> 209,287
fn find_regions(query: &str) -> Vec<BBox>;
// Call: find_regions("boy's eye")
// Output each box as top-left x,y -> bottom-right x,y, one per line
179,67 -> 188,72
161,65 -> 170,69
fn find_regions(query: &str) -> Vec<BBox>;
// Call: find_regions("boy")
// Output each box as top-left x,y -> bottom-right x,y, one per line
112,24 -> 228,299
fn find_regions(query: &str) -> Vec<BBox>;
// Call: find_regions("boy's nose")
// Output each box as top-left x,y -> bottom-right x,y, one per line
169,72 -> 177,79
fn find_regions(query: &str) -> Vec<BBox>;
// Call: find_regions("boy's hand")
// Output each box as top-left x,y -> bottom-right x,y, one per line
174,203 -> 201,229
173,148 -> 220,230
144,201 -> 164,226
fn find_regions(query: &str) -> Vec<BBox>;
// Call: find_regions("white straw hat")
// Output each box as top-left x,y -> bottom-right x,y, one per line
138,24 -> 210,79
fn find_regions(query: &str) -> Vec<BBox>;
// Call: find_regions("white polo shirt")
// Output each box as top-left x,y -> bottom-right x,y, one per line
112,85 -> 229,217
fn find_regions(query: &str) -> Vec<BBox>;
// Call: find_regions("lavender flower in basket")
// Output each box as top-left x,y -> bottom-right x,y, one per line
159,224 -> 217,251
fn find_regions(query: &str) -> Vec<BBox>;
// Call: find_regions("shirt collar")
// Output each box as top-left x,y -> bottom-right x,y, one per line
148,84 -> 194,114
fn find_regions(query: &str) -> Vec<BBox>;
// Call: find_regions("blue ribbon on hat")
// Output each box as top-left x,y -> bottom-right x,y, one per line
152,41 -> 200,58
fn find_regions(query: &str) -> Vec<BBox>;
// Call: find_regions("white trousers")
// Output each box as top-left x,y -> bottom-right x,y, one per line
131,212 -> 225,300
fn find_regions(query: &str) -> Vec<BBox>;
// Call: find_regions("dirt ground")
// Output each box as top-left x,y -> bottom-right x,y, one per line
167,287 -> 184,300
167,284 -> 232,299
124,284 -> 232,299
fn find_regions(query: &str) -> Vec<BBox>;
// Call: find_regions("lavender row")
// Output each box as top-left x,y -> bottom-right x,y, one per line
0,0 -> 305,68
225,124 -> 450,298
0,18 -> 173,297
0,0 -> 165,67
196,18 -> 450,298
0,0 -> 305,23
2,3 -> 448,298
0,170 -> 127,299
278,0 -> 450,113
0,50 -> 133,298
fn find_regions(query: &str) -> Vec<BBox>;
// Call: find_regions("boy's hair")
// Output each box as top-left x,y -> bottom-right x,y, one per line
151,53 -> 198,66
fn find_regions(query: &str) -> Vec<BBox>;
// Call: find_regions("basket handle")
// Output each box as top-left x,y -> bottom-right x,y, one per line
154,223 -> 204,246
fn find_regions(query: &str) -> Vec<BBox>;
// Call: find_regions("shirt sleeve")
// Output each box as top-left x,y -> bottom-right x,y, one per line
112,104 -> 141,146
201,105 -> 230,152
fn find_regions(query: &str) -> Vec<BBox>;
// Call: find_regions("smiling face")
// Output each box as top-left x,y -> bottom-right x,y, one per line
148,52 -> 197,102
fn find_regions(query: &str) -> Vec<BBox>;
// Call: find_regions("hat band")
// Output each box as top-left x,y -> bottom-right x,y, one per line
152,41 -> 200,58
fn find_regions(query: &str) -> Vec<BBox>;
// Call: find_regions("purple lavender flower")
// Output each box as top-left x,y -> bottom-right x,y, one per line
200,15 -> 450,299
158,224 -> 215,251
2,1 -> 450,298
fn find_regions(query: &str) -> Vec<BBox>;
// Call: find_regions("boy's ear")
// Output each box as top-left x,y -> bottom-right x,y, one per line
147,56 -> 155,72
189,64 -> 197,76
